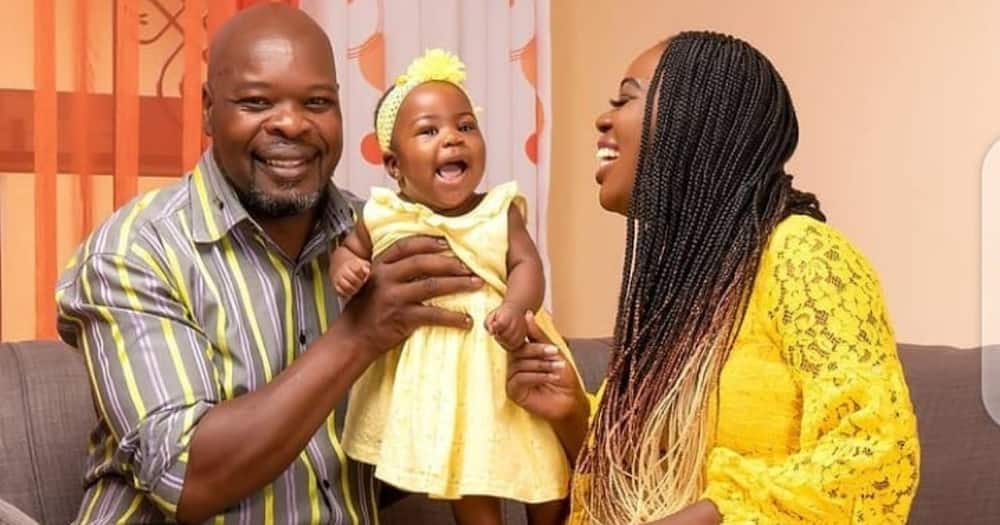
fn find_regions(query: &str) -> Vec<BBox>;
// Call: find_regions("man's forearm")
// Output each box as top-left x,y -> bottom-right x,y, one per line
176,321 -> 373,524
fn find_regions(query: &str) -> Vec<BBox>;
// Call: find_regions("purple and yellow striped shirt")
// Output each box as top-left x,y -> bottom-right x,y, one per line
56,152 -> 379,524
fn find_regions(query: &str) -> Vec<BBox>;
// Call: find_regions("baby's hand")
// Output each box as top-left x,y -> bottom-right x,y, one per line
486,303 -> 528,351
333,258 -> 371,298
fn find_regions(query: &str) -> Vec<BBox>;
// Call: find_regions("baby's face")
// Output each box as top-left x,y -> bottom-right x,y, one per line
387,81 -> 486,215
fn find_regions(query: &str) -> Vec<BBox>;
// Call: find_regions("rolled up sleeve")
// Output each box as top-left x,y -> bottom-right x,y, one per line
57,250 -> 221,517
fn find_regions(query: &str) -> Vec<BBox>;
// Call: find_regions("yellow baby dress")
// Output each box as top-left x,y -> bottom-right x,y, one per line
342,181 -> 580,502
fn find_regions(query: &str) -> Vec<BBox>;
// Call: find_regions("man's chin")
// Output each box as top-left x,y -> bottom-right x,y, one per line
237,187 -> 323,219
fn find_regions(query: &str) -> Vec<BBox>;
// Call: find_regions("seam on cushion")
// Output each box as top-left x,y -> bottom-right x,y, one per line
10,343 -> 47,525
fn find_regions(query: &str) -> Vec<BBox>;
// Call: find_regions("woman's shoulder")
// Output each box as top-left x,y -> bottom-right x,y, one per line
765,214 -> 863,265
760,213 -> 885,297
755,213 -> 891,329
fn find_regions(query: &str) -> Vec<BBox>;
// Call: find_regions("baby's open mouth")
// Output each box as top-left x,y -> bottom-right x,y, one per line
436,161 -> 468,182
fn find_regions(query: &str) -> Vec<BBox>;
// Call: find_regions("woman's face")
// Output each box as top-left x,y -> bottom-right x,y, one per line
594,42 -> 665,215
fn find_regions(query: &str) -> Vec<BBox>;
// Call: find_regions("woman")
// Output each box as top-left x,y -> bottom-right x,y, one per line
507,32 -> 920,524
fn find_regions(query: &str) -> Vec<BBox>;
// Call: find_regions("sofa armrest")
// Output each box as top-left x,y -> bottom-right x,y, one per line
0,497 -> 39,525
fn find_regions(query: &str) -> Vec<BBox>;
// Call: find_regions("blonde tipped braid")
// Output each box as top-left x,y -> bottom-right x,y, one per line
576,31 -> 823,525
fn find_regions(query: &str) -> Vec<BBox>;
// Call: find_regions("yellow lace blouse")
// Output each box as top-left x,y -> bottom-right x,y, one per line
574,215 -> 921,524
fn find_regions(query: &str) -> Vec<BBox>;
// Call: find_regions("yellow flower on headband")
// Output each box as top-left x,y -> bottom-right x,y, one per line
376,49 -> 476,151
401,49 -> 466,86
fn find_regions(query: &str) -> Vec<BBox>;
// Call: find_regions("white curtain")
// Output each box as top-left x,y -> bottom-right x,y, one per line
300,0 -> 553,305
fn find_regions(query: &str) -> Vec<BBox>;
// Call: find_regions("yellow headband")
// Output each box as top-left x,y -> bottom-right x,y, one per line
375,49 -> 477,152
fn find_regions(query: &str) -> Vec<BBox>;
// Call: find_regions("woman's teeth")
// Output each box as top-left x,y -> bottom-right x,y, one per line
596,147 -> 619,162
597,147 -> 619,168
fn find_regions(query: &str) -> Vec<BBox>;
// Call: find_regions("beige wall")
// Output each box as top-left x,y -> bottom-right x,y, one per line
548,0 -> 1000,347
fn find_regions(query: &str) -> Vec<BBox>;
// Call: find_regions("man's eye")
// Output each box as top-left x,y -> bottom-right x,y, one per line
238,97 -> 270,110
306,97 -> 334,109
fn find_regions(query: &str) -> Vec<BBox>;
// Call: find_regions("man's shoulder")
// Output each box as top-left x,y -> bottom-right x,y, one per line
78,175 -> 193,260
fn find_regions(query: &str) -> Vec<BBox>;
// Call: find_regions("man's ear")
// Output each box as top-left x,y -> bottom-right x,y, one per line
383,150 -> 402,185
202,82 -> 214,137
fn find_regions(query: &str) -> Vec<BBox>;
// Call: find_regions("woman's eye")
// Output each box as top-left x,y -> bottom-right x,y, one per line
609,97 -> 629,108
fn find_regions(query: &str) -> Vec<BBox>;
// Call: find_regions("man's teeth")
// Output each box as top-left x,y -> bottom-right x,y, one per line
596,147 -> 619,161
264,158 -> 308,168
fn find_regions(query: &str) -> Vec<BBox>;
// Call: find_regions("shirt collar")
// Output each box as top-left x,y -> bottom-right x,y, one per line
188,150 -> 355,246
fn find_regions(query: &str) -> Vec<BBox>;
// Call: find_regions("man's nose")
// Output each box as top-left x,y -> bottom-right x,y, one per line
264,104 -> 309,139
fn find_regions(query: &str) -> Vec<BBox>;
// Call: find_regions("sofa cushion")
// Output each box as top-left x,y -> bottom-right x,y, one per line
0,341 -> 94,525
899,344 -> 1000,525
0,497 -> 38,525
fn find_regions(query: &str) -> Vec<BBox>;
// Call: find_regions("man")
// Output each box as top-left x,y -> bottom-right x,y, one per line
56,4 -> 482,523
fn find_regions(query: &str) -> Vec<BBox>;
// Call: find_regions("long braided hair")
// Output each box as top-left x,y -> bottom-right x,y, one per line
576,32 -> 824,523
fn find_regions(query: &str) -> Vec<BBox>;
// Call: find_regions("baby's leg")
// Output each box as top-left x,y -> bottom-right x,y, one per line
450,495 -> 503,525
526,500 -> 565,525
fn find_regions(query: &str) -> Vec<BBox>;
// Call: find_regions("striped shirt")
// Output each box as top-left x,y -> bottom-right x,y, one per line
56,152 -> 379,524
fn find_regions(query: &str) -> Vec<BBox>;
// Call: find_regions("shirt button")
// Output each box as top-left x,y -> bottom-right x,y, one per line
299,332 -> 307,345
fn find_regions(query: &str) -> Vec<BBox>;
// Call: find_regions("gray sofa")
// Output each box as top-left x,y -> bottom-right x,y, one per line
1,339 -> 998,524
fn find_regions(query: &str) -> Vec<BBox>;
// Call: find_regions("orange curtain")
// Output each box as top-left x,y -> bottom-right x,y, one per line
2,0 -> 297,341
33,0 -> 58,339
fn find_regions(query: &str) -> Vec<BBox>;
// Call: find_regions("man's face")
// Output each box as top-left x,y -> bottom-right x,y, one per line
203,31 -> 342,218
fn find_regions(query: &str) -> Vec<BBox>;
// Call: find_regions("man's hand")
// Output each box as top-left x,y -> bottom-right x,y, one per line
332,257 -> 371,297
335,236 -> 483,360
486,302 -> 528,350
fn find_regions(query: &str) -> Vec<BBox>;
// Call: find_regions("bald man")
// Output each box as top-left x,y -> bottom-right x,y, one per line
56,5 -> 481,524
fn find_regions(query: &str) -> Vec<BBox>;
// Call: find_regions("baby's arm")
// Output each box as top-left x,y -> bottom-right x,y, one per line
486,203 -> 545,350
330,217 -> 374,298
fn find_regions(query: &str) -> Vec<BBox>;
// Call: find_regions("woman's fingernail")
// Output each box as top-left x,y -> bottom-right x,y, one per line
551,360 -> 566,369
437,238 -> 449,247
543,345 -> 559,356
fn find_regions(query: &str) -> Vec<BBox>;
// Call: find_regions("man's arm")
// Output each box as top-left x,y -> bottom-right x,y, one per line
176,236 -> 482,523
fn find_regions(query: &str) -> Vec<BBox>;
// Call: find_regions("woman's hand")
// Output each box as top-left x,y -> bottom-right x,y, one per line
506,311 -> 590,462
643,500 -> 722,525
